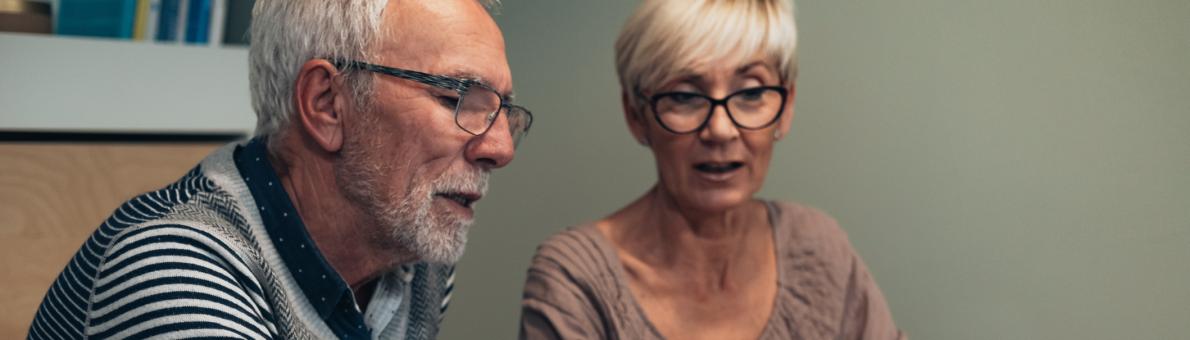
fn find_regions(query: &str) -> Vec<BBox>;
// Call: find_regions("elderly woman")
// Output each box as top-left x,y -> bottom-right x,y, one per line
519,0 -> 903,339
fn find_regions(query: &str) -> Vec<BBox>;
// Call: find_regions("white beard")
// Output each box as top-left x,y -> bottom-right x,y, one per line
336,128 -> 488,264
380,166 -> 488,264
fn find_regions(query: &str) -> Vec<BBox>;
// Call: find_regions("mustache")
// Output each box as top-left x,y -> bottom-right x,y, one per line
431,167 -> 489,195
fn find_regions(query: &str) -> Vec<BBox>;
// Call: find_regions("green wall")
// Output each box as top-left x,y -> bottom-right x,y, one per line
440,0 -> 1190,339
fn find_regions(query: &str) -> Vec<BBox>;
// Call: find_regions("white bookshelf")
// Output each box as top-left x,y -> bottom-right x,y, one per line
0,32 -> 254,134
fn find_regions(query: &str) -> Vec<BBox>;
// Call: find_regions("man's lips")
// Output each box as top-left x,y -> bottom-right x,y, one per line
434,191 -> 482,208
693,161 -> 745,174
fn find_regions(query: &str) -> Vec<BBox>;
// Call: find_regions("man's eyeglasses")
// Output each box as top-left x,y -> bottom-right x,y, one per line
335,60 -> 533,147
647,86 -> 788,134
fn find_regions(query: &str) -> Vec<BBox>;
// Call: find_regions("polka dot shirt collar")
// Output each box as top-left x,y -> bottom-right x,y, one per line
234,137 -> 371,338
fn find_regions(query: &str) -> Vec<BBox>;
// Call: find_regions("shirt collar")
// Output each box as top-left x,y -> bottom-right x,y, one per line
234,137 -> 356,320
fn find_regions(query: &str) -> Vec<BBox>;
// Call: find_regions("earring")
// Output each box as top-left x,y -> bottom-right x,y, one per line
773,131 -> 782,140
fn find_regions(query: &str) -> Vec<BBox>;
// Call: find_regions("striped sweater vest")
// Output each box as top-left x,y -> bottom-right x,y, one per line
28,142 -> 455,339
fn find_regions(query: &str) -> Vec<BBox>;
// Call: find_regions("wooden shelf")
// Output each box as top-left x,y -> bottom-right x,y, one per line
0,142 -> 224,337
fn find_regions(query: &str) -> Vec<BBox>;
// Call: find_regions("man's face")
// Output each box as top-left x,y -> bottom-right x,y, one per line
335,0 -> 515,264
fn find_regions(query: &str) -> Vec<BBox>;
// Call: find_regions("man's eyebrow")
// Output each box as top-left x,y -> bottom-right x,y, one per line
446,71 -> 515,102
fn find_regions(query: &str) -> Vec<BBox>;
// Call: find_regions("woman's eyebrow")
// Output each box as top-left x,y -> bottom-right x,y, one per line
735,61 -> 771,74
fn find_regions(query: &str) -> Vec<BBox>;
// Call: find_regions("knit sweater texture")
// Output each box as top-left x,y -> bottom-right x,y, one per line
28,142 -> 453,339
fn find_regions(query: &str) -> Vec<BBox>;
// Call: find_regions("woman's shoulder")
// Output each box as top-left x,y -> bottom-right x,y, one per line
521,223 -> 631,336
767,200 -> 860,273
530,223 -> 610,265
523,221 -> 646,339
768,200 -> 852,247
765,201 -> 905,339
525,223 -> 621,288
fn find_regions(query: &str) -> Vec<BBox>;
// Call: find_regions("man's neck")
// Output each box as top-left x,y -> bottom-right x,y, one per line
271,137 -> 417,293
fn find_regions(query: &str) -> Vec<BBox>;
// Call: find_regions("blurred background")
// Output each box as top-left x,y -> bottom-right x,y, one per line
2,0 -> 1187,339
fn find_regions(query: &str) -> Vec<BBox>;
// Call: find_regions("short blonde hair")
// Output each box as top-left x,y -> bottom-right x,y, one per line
615,0 -> 798,103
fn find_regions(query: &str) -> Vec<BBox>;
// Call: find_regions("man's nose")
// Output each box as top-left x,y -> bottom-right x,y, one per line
465,110 -> 516,170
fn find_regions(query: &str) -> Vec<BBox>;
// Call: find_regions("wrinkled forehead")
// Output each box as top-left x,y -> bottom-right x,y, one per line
373,0 -> 512,94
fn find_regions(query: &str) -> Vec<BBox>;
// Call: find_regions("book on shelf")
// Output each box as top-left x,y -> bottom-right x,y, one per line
131,0 -> 147,39
132,0 -> 161,41
183,0 -> 208,44
173,0 -> 187,41
57,0 -> 139,38
154,0 -> 179,41
58,0 -> 249,46
208,0 -> 226,47
145,0 -> 161,40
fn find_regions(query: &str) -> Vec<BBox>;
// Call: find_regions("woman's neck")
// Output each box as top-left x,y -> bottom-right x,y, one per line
607,185 -> 772,289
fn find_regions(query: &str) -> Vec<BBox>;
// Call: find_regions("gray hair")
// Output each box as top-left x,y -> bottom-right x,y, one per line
248,0 -> 500,141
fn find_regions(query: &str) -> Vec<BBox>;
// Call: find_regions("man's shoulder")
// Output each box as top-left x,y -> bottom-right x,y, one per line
94,222 -> 264,304
101,222 -> 251,269
98,162 -> 254,267
26,152 -> 257,340
86,222 -> 275,338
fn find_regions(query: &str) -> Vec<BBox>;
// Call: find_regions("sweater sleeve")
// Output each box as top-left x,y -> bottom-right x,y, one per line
519,267 -> 602,340
838,253 -> 908,340
773,201 -> 905,340
84,224 -> 277,339
519,232 -> 609,340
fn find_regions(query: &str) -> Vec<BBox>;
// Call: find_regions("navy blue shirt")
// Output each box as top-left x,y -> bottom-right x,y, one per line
234,137 -> 372,339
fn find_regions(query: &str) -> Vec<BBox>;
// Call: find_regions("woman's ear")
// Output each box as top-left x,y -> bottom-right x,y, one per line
775,85 -> 796,140
294,59 -> 345,153
622,90 -> 650,146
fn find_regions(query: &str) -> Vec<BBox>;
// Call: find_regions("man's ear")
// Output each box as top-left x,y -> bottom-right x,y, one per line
622,90 -> 650,146
775,85 -> 796,139
294,59 -> 346,153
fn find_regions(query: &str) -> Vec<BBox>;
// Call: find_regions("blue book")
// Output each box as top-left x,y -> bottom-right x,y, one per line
57,0 -> 139,38
184,0 -> 211,44
155,0 -> 180,41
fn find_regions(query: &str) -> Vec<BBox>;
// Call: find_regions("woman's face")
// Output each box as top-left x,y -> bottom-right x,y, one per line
626,57 -> 794,213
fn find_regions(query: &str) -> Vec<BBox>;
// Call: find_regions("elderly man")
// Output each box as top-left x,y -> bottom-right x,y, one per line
28,0 -> 530,339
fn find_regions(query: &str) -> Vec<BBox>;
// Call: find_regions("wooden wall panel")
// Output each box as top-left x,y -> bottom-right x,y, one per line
0,142 -> 222,337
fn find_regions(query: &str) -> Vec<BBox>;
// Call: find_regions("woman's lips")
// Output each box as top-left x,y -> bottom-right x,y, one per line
694,161 -> 744,173
692,161 -> 744,181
